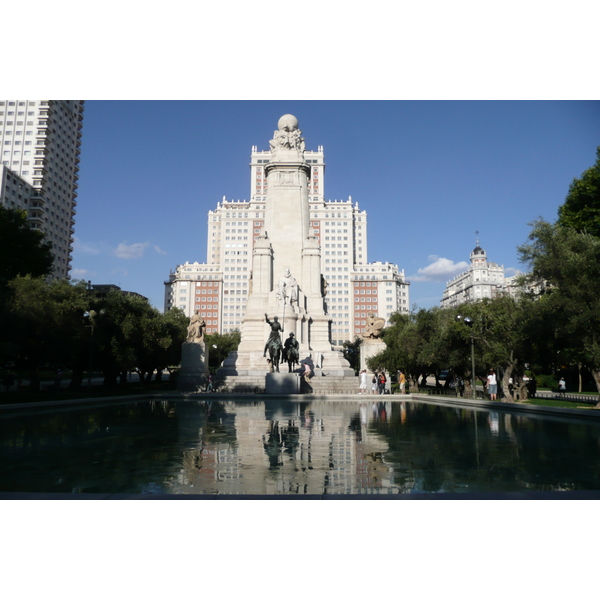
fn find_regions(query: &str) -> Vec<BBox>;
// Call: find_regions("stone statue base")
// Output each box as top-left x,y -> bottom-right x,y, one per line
265,373 -> 300,394
360,338 -> 387,374
178,341 -> 210,392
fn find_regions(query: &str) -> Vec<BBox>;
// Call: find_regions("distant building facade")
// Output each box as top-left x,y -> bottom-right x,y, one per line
165,141 -> 409,345
440,242 -> 506,308
0,100 -> 84,279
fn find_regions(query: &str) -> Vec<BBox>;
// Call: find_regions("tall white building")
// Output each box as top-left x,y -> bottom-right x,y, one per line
440,242 -> 506,308
0,100 -> 84,279
165,139 -> 409,346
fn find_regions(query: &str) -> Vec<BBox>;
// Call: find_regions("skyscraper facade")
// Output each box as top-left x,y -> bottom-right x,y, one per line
165,129 -> 409,347
0,100 -> 84,279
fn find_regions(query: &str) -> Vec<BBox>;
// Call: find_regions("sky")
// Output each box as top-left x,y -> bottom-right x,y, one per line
71,100 -> 600,311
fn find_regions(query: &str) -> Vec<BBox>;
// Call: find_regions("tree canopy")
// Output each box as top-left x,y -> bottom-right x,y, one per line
518,219 -> 600,398
557,147 -> 600,238
0,206 -> 53,284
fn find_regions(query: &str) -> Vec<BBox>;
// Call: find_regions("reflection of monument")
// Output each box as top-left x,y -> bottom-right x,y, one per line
178,312 -> 210,391
219,115 -> 353,377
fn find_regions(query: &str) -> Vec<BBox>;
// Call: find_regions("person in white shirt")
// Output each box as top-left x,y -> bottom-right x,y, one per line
487,369 -> 498,401
358,370 -> 368,394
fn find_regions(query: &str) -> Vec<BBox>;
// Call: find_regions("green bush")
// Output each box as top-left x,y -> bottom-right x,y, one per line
536,373 -> 558,390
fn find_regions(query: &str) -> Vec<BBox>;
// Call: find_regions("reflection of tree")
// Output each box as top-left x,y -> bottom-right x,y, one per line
0,400 -> 181,493
370,403 -> 600,493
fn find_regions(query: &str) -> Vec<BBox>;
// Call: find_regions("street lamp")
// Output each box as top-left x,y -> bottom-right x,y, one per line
84,309 -> 105,391
457,315 -> 476,399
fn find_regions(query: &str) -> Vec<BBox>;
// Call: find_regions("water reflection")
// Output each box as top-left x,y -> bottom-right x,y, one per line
1,399 -> 599,495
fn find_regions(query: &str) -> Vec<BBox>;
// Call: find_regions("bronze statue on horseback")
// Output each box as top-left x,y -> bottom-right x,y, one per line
264,313 -> 283,373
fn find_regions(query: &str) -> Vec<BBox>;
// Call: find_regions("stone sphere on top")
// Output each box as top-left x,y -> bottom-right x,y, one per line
278,114 -> 298,131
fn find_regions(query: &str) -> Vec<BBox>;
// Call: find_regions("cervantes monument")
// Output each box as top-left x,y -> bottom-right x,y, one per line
218,115 -> 354,378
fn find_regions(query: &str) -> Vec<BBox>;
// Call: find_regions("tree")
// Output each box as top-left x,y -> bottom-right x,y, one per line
518,219 -> 600,402
0,206 -> 53,284
91,291 -> 187,385
342,337 -> 362,374
204,330 -> 241,372
557,147 -> 600,238
458,296 -> 539,402
3,276 -> 89,390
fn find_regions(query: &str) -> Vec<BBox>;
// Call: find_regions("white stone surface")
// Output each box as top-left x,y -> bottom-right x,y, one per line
219,115 -> 353,377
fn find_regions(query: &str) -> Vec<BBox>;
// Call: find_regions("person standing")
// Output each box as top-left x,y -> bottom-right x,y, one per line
371,374 -> 378,395
558,377 -> 566,398
378,372 -> 387,395
358,369 -> 368,394
398,370 -> 406,395
486,369 -> 498,401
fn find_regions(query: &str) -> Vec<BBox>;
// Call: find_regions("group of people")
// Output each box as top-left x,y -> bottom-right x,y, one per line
358,370 -> 391,395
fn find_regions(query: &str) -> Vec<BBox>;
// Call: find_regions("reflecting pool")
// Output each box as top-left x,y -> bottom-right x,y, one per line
1,398 -> 600,496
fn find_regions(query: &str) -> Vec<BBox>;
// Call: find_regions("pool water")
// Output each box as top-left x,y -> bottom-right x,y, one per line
1,398 -> 599,496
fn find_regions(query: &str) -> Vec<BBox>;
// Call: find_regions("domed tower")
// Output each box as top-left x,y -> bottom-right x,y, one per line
470,237 -> 487,268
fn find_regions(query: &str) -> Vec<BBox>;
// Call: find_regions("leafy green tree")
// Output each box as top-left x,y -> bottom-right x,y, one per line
557,147 -> 600,238
518,219 -> 600,401
368,311 -> 425,392
204,330 -> 241,372
0,206 -> 53,284
342,336 -> 362,374
3,276 -> 89,390
458,296 -> 539,402
91,291 -> 187,385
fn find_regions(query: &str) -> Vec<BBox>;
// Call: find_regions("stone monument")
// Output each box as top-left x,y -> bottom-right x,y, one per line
218,115 -> 353,378
178,311 -> 210,391
359,313 -> 387,375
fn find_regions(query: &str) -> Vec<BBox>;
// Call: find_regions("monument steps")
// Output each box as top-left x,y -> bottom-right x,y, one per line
213,373 -> 361,395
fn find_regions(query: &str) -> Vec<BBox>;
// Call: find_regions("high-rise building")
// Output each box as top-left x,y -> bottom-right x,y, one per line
165,125 -> 409,346
0,100 -> 84,279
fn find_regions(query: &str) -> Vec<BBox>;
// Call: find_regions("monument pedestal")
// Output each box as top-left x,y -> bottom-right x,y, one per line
178,341 -> 209,392
360,339 -> 387,373
265,373 -> 300,394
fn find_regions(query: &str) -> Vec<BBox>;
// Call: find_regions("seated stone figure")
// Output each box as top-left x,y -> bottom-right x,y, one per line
362,313 -> 385,339
186,311 -> 206,343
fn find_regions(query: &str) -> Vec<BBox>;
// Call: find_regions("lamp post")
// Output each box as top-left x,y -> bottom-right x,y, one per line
84,309 -> 105,391
457,315 -> 476,399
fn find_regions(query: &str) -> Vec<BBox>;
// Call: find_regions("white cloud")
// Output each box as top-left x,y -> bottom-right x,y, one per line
113,242 -> 167,259
113,242 -> 150,259
71,268 -> 95,279
410,255 -> 469,282
73,237 -> 101,255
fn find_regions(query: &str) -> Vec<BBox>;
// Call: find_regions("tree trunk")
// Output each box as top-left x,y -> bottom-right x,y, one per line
409,377 -> 419,393
501,362 -> 516,403
591,368 -> 600,409
578,362 -> 583,393
517,378 -> 529,403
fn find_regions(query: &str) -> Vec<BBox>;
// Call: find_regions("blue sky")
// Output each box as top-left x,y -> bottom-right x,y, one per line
71,100 -> 600,310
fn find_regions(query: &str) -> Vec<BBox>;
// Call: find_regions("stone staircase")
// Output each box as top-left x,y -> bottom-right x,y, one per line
213,373 -> 361,395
